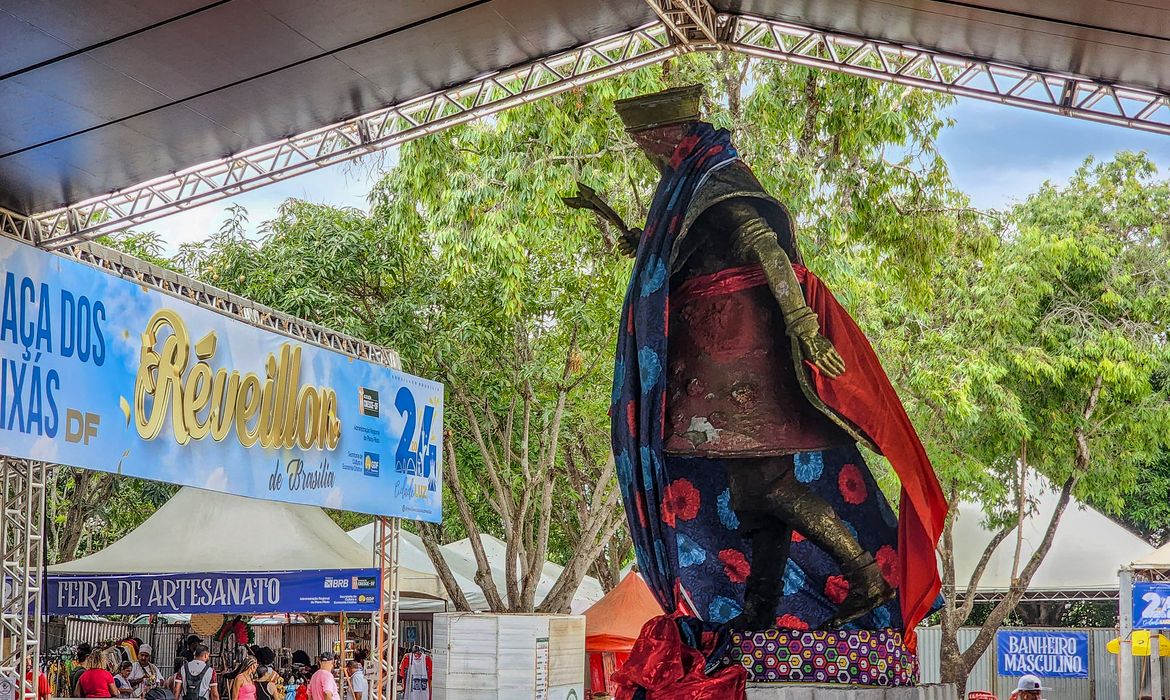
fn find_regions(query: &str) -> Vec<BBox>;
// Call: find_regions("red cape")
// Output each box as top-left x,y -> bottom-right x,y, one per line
794,264 -> 946,644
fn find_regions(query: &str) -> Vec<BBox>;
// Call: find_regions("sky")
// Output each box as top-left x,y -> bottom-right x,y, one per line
151,94 -> 1170,254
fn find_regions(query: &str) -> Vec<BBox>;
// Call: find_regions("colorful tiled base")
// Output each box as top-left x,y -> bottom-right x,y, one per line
726,628 -> 919,686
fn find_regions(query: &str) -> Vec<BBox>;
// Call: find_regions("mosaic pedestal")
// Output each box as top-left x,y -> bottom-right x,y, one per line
747,683 -> 956,700
728,629 -> 919,686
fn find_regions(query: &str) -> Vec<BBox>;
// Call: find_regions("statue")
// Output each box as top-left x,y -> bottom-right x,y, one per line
567,85 -> 948,692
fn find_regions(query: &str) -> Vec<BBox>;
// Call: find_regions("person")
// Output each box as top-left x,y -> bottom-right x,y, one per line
230,659 -> 258,700
397,647 -> 430,700
129,645 -> 161,698
115,663 -> 134,698
306,653 -> 337,700
252,649 -> 284,700
568,84 -> 947,633
25,656 -> 50,700
76,650 -> 118,698
1012,674 -> 1048,700
343,660 -> 365,700
177,637 -> 201,663
173,645 -> 218,700
71,644 -> 94,696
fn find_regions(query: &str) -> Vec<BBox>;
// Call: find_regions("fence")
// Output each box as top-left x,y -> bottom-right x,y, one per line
918,627 -> 1165,700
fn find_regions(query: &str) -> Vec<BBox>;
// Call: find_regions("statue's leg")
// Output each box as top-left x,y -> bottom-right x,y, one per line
757,460 -> 895,628
727,459 -> 793,630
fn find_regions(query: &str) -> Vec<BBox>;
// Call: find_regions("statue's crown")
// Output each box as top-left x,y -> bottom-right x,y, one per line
614,84 -> 703,131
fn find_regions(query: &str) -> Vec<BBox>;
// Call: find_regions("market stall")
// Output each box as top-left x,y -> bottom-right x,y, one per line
45,487 -> 446,697
582,572 -> 660,697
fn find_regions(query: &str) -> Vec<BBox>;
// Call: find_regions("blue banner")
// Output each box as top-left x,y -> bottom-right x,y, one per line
46,569 -> 381,615
997,630 -> 1088,678
0,237 -> 442,521
1134,582 -> 1170,628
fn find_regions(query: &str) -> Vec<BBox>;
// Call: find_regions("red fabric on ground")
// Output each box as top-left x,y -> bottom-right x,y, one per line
611,616 -> 746,700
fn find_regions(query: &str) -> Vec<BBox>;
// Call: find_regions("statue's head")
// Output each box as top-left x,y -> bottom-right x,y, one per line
615,84 -> 704,171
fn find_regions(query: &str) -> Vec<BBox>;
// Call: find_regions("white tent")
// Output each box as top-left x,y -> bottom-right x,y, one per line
347,527 -> 604,614
1131,542 -> 1170,571
949,477 -> 1151,600
51,487 -> 446,601
347,524 -> 488,612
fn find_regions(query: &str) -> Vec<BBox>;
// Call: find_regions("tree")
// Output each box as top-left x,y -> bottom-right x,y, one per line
885,153 -> 1170,694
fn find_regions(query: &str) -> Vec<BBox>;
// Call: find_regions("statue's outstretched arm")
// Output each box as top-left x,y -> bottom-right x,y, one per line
718,199 -> 846,379
562,182 -> 641,258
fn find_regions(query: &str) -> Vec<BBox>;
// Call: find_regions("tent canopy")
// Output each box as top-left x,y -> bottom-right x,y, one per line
348,526 -> 603,614
50,486 -> 445,600
3,1 -> 1169,215
949,477 -> 1151,600
583,572 -> 661,653
1131,541 -> 1170,571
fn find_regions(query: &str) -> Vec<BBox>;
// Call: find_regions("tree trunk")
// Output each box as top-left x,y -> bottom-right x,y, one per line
417,523 -> 473,611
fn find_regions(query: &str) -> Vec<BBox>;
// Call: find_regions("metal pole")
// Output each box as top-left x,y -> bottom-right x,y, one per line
371,517 -> 401,700
1121,568 -> 1135,700
1154,631 -> 1163,700
0,459 -> 46,698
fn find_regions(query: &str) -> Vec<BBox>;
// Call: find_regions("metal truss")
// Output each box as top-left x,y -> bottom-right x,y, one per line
0,459 -> 46,695
726,13 -> 1170,137
966,589 -> 1120,604
371,517 -> 402,700
27,23 -> 680,247
14,1 -> 1170,245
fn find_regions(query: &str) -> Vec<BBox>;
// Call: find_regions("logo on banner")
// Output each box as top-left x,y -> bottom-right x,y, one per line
353,576 -> 376,590
363,453 -> 380,477
1135,582 -> 1170,627
132,310 -> 342,451
996,630 -> 1088,678
360,388 -> 380,417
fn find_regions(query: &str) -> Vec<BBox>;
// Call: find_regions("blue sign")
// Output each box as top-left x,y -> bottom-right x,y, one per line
1134,582 -> 1170,628
46,569 -> 381,615
0,237 -> 442,521
997,630 -> 1088,678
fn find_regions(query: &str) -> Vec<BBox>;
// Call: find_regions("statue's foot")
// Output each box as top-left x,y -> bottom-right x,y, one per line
823,554 -> 895,629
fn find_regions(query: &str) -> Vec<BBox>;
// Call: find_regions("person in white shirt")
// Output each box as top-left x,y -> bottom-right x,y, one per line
343,660 -> 366,700
128,645 -> 161,698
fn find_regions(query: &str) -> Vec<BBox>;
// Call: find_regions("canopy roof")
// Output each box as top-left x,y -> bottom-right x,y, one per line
50,486 -> 445,601
1132,541 -> 1170,571
583,572 -> 661,653
3,1 -> 1169,218
950,478 -> 1151,601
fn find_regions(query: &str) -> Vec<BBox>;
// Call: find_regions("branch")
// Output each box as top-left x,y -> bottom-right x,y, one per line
442,434 -> 505,611
416,523 -> 473,611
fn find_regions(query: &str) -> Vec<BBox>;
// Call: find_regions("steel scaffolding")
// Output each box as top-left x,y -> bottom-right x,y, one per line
0,459 -> 46,697
371,517 -> 402,700
4,0 -> 1169,245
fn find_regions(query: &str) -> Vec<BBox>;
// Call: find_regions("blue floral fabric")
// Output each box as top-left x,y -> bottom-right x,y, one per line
611,122 -> 908,631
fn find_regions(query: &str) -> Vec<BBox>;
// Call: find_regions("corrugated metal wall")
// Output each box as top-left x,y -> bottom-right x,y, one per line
918,627 -> 1164,700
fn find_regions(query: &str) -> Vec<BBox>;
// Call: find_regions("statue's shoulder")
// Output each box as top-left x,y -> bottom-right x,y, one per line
673,160 -> 800,268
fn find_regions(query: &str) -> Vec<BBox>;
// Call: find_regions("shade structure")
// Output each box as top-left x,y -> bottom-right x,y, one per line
5,0 -> 1170,222
50,486 -> 445,601
1132,541 -> 1170,571
584,572 -> 662,653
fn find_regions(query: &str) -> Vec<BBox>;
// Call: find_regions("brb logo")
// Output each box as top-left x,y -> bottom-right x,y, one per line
394,387 -> 438,497
324,577 -> 350,589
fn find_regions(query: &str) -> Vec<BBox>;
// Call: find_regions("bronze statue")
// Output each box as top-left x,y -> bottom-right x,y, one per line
569,85 -> 945,635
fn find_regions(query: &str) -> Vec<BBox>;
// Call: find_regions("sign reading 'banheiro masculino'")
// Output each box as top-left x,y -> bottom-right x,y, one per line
996,630 -> 1089,678
0,236 -> 442,521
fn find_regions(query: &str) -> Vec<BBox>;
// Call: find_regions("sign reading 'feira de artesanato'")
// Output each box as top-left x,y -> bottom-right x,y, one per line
0,237 -> 442,521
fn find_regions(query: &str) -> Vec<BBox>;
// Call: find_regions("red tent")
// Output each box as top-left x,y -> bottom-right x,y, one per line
584,572 -> 663,694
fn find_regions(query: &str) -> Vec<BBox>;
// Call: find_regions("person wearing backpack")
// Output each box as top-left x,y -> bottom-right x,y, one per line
172,646 -> 219,700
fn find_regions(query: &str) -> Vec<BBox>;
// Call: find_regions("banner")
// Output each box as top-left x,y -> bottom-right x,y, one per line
1134,582 -> 1170,628
996,630 -> 1088,678
0,237 -> 441,520
46,569 -> 380,615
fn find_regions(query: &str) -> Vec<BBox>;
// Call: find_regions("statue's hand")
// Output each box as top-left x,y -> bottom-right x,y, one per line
616,228 -> 641,258
798,332 -> 846,378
